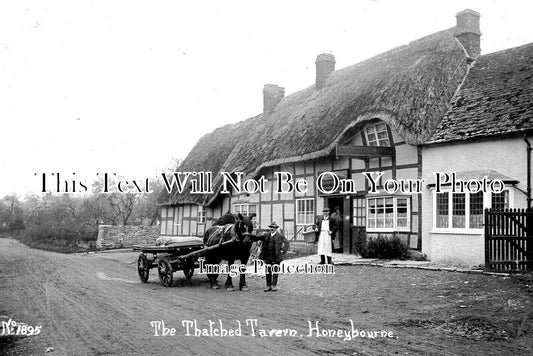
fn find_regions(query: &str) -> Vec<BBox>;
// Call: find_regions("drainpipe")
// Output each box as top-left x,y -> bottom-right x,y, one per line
525,135 -> 532,210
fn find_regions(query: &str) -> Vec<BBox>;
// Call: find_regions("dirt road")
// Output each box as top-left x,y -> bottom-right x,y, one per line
1,238 -> 532,355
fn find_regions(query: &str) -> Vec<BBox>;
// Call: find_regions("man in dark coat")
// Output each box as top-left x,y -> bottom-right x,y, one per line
257,222 -> 289,292
330,206 -> 343,252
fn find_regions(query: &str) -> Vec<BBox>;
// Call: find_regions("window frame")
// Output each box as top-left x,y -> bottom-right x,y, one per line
296,198 -> 315,226
197,205 -> 206,224
364,122 -> 390,147
233,203 -> 258,227
491,190 -> 511,210
431,187 -> 514,234
365,196 -> 411,232
352,197 -> 366,227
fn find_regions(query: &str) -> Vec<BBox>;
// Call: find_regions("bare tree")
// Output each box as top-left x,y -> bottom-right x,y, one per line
107,192 -> 138,226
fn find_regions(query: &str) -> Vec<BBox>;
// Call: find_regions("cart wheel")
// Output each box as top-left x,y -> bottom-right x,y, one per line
138,254 -> 150,283
183,263 -> 194,280
158,257 -> 173,287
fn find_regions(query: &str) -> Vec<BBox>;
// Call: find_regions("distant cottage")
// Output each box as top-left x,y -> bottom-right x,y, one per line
158,9 -> 533,266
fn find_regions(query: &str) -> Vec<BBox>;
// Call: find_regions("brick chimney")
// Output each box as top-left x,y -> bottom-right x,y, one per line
263,84 -> 285,115
315,53 -> 335,90
454,9 -> 481,58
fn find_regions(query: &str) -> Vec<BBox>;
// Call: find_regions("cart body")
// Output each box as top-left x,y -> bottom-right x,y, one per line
133,237 -> 205,287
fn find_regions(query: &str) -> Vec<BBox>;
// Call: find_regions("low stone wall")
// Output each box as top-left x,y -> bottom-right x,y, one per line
96,225 -> 159,248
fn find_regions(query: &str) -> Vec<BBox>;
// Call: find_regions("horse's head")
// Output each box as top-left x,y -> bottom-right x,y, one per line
235,213 -> 253,245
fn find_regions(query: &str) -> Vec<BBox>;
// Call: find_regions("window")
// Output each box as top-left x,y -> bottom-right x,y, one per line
296,198 -> 315,225
197,205 -> 206,224
352,198 -> 366,226
433,188 -> 513,232
364,122 -> 390,147
234,204 -> 258,227
469,191 -> 484,229
366,197 -> 410,231
491,191 -> 509,210
234,203 -> 257,216
434,192 -> 479,231
436,192 -> 449,228
397,198 -> 409,228
452,193 -> 466,228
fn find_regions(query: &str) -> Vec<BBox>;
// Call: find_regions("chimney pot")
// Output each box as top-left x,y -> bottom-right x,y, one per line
454,9 -> 481,58
315,53 -> 335,90
263,84 -> 285,116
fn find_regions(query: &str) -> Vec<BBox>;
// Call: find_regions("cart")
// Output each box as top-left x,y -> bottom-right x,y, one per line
133,236 -> 240,287
133,238 -> 205,287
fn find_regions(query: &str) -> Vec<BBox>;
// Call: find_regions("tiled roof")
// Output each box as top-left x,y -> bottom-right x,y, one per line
427,43 -> 533,144
426,169 -> 520,186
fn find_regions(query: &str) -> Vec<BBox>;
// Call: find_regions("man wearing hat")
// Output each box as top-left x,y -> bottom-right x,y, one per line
314,207 -> 338,265
257,222 -> 289,292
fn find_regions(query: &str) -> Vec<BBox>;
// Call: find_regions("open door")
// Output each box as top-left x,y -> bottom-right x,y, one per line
326,196 -> 350,253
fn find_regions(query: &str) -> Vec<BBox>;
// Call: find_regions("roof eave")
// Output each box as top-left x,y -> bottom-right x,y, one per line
424,129 -> 533,147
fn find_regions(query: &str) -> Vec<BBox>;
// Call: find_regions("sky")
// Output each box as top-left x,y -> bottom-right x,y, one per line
1,0 -> 532,197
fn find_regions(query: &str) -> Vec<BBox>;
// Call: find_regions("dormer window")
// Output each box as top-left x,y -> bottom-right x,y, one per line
364,123 -> 390,146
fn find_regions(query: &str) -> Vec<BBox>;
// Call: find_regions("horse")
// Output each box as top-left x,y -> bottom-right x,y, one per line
202,212 -> 254,291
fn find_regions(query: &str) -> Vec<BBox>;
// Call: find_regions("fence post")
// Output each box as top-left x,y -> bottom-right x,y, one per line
484,208 -> 490,270
527,209 -> 533,270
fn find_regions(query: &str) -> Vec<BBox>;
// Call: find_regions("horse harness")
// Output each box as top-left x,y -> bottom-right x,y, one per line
206,224 -> 237,246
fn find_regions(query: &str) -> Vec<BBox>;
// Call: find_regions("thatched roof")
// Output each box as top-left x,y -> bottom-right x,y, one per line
159,29 -> 469,206
427,42 -> 533,144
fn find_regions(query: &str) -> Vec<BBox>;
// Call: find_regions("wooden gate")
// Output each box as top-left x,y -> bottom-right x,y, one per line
485,208 -> 533,271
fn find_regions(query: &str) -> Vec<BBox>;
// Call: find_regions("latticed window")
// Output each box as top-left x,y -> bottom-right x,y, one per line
364,122 -> 390,146
491,191 -> 509,210
234,204 -> 258,227
469,191 -> 484,229
352,198 -> 366,226
366,197 -> 410,231
434,191 -> 486,231
434,188 -> 513,231
384,197 -> 394,228
452,193 -> 466,228
296,198 -> 315,225
397,198 -> 409,228
234,204 -> 256,216
436,192 -> 449,228
197,205 -> 206,224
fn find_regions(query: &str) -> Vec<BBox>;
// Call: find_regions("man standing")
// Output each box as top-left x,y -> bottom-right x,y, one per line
258,222 -> 289,292
314,208 -> 338,265
330,206 -> 343,252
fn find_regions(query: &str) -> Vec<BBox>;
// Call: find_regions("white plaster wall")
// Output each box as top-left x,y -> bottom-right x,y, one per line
352,158 -> 365,170
423,137 -> 529,195
260,206 -> 271,230
333,157 -> 349,170
429,233 -> 484,266
284,202 -> 295,220
221,197 -> 230,215
272,203 -> 283,228
396,144 -> 418,166
421,136 -> 531,263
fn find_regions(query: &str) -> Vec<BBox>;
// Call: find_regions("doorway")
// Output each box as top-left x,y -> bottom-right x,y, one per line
326,196 -> 346,253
